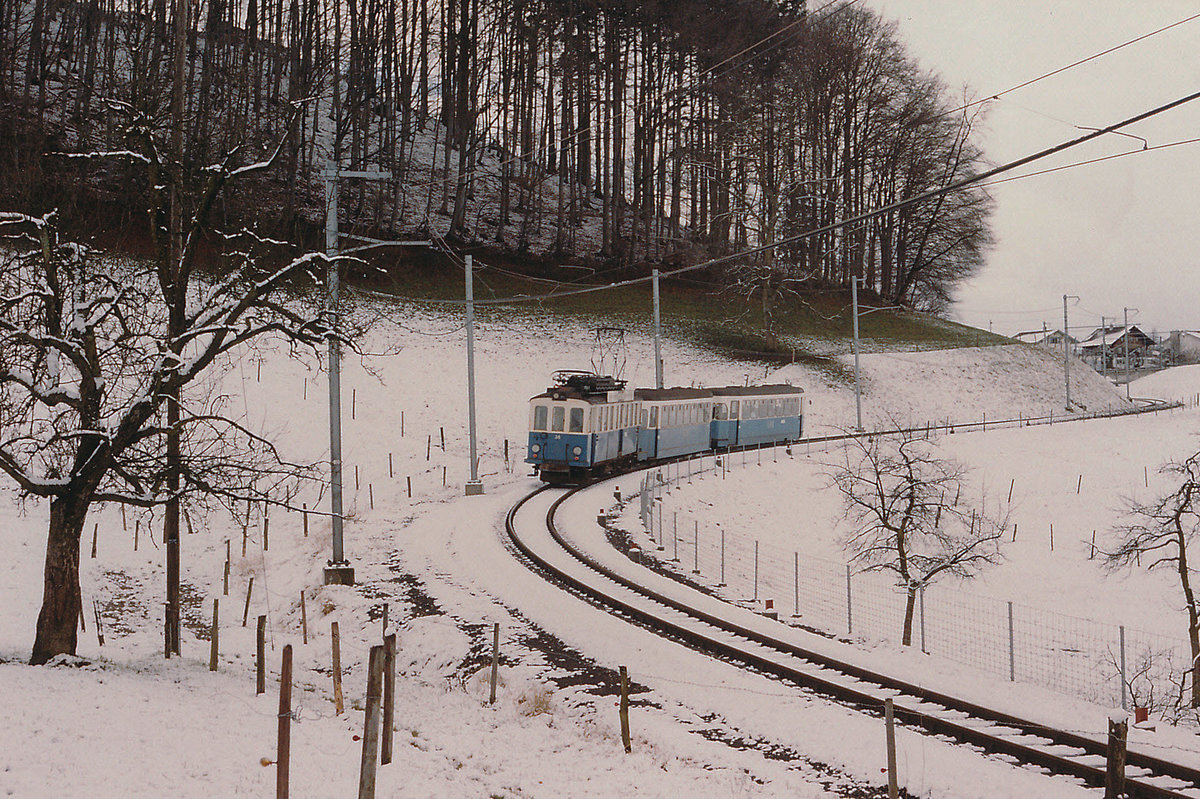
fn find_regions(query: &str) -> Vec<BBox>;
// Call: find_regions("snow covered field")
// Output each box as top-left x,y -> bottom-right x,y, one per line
2,302 -> 1197,798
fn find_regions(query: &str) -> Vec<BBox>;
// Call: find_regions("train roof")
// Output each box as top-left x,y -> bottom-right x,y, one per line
710,384 -> 803,397
634,387 -> 714,401
529,387 -> 632,404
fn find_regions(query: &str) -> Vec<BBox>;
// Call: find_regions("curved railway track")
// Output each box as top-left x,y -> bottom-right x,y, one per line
506,481 -> 1200,798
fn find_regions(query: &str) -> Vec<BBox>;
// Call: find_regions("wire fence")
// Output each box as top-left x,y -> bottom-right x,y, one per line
631,437 -> 1192,714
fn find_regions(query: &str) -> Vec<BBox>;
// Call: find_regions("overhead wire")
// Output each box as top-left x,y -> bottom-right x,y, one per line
395,87 -> 1200,308
941,10 -> 1200,119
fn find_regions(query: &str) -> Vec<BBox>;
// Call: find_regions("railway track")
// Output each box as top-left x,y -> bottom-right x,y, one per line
506,482 -> 1200,798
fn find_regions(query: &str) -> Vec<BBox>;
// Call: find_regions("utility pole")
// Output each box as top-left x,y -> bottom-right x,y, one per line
1063,294 -> 1078,410
652,269 -> 663,389
852,277 -> 863,431
322,162 -> 390,586
1124,307 -> 1138,400
465,255 -> 483,495
1101,315 -> 1107,379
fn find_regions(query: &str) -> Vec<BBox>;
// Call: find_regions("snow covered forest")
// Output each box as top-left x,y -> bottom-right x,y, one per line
1,0 -> 992,309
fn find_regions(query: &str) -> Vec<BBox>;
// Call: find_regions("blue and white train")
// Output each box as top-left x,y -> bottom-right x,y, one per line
526,371 -> 804,484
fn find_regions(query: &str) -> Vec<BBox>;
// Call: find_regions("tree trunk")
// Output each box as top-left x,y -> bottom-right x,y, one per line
902,586 -> 917,647
31,494 -> 90,664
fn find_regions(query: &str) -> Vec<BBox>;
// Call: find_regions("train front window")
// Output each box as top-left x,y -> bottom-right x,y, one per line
551,406 -> 565,431
533,405 -> 548,431
569,407 -> 584,433
649,407 -> 658,428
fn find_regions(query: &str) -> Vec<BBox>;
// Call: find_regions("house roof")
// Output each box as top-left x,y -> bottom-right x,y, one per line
1079,325 -> 1153,350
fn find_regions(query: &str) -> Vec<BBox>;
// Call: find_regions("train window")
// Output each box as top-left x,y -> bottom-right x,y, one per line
533,405 -> 548,431
649,407 -> 658,428
714,403 -> 727,420
730,401 -> 739,419
569,407 -> 584,433
551,406 -> 565,432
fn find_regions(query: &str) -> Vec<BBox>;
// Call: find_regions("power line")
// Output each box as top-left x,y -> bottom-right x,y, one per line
977,136 -> 1200,190
942,10 -> 1200,119
402,87 -> 1200,307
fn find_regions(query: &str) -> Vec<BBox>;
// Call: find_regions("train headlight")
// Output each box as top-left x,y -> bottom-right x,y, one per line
531,444 -> 541,454
572,446 -> 583,456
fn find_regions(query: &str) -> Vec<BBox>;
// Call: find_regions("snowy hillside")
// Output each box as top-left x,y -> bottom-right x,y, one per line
0,304 -> 1174,798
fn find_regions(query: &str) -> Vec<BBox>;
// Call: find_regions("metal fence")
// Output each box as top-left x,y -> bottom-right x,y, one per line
632,444 -> 1191,713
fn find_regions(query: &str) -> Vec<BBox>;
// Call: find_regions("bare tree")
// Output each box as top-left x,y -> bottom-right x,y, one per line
0,211 -> 328,664
1105,452 -> 1200,708
832,430 -> 1007,646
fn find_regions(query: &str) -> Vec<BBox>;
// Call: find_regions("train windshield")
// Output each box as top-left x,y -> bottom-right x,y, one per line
551,406 -> 565,431
569,407 -> 584,432
533,405 -> 548,431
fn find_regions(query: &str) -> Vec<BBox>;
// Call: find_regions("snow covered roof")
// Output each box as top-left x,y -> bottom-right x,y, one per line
1078,325 -> 1153,350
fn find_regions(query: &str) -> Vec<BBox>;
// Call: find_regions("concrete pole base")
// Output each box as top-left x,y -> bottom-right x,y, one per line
323,563 -> 355,586
465,481 -> 485,496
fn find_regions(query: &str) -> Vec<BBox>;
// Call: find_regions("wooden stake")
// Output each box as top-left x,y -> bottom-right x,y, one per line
256,615 -> 267,695
406,476 -> 411,498
1091,531 -> 1097,559
388,453 -> 393,477
1145,466 -> 1149,487
302,504 -> 308,537
381,603 -> 389,638
426,435 -> 431,460
332,621 -> 344,715
355,465 -> 359,491
1077,474 -> 1082,494
1105,715 -> 1127,799
209,599 -> 219,671
1050,523 -> 1054,551
618,665 -> 632,754
351,388 -> 356,420
242,525 -> 247,557
400,411 -> 404,437
489,622 -> 500,705
442,466 -> 446,487
90,523 -> 98,558
263,514 -> 269,551
1008,478 -> 1014,503
242,576 -> 255,627
382,634 -> 396,766
358,645 -> 385,799
256,358 -> 261,381
277,645 -> 292,799
369,484 -> 373,509
440,427 -> 445,451
223,559 -> 230,596
133,519 -> 139,551
93,600 -> 105,646
300,592 -> 308,645
1012,523 -> 1018,542
303,378 -> 307,400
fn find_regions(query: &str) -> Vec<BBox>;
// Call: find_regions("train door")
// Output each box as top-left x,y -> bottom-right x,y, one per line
730,400 -> 740,447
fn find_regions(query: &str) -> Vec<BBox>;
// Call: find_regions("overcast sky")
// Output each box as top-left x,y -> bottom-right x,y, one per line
863,1 -> 1200,337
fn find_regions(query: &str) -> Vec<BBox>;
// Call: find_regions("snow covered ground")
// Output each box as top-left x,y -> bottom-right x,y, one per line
1,302 -> 1195,798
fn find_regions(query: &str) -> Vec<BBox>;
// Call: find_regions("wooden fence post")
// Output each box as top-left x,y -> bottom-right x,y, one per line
256,615 -> 267,695
489,622 -> 500,705
242,576 -> 255,627
332,621 -> 344,715
90,523 -> 98,558
382,634 -> 396,766
1105,714 -> 1128,799
619,666 -> 632,754
277,644 -> 293,799
300,592 -> 308,645
358,645 -> 385,799
223,560 -> 230,596
209,599 -> 219,671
